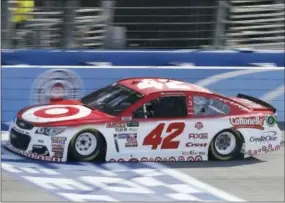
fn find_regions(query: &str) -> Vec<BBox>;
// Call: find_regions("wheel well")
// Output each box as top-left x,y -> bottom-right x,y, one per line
95,130 -> 107,161
208,128 -> 245,160
67,128 -> 107,161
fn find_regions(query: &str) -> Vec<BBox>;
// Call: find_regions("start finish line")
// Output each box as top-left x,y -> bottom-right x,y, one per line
1,134 -> 244,202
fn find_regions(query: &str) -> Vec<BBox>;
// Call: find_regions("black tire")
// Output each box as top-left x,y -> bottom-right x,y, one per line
69,129 -> 104,162
209,129 -> 243,161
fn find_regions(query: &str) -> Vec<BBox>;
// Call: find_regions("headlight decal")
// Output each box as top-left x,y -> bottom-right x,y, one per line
35,127 -> 66,136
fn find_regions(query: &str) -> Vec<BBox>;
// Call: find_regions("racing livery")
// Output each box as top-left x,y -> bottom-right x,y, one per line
6,78 -> 282,162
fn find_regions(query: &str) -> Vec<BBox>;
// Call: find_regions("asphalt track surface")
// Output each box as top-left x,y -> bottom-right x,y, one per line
1,132 -> 284,203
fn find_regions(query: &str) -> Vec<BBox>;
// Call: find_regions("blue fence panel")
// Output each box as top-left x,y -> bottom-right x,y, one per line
1,66 -> 284,131
1,50 -> 284,66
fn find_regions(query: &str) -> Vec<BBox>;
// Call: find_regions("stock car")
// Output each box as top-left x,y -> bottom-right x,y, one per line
6,77 -> 282,162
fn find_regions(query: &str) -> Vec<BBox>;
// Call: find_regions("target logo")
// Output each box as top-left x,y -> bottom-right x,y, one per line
21,105 -> 92,123
140,157 -> 148,162
30,69 -> 83,105
178,156 -> 185,161
275,145 -> 280,150
187,156 -> 194,162
155,157 -> 162,162
118,159 -> 125,162
129,158 -> 139,162
169,157 -> 176,161
194,156 -> 202,161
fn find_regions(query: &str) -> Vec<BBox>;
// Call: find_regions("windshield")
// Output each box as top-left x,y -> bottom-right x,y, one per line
81,83 -> 144,116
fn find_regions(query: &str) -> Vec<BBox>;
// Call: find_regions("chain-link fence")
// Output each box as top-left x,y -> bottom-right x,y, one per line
1,0 -> 284,49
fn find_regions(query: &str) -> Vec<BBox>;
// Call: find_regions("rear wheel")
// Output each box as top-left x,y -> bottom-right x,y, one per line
209,129 -> 243,161
69,130 -> 104,161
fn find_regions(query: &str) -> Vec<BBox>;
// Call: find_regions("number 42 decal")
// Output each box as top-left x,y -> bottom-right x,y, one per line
143,122 -> 185,149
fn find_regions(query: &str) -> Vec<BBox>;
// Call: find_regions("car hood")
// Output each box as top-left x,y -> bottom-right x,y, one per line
17,100 -> 114,127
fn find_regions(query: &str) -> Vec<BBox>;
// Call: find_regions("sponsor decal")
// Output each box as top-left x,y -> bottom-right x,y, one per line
37,139 -> 44,143
128,128 -> 138,132
266,115 -> 276,127
185,142 -> 207,148
30,69 -> 83,105
182,150 -> 206,156
12,127 -> 30,135
106,122 -> 127,132
187,96 -> 194,115
116,133 -> 129,139
52,144 -> 65,158
125,133 -> 138,147
5,143 -> 62,162
230,116 -> 265,130
127,120 -> 139,127
32,145 -> 49,156
195,122 -> 203,130
189,133 -> 208,139
51,137 -> 67,145
249,131 -> 277,142
113,133 -> 138,151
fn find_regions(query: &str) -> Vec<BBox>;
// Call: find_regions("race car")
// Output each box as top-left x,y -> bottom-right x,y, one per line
6,77 -> 282,162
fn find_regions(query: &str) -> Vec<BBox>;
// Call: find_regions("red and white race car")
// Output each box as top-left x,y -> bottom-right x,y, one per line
6,78 -> 282,162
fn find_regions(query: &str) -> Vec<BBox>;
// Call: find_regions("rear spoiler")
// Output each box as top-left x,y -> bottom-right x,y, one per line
237,94 -> 276,113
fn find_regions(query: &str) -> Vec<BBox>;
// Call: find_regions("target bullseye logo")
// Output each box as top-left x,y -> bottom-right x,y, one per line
34,107 -> 80,118
21,105 -> 92,123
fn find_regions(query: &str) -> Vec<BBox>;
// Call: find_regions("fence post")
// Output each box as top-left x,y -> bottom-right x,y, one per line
213,0 -> 228,49
1,0 -> 10,48
61,0 -> 79,48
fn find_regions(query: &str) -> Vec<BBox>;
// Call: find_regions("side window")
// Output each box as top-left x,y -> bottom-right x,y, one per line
133,96 -> 187,119
193,96 -> 230,116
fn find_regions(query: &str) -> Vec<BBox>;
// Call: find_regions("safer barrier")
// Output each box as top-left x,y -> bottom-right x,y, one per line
2,65 -> 284,131
1,49 -> 284,66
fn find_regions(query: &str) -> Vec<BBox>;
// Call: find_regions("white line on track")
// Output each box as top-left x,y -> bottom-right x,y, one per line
145,162 -> 246,202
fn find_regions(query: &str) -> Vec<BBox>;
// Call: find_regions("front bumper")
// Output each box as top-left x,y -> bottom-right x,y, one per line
5,119 -> 70,162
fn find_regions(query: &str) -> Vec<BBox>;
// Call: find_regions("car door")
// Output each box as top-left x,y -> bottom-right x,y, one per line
126,94 -> 190,158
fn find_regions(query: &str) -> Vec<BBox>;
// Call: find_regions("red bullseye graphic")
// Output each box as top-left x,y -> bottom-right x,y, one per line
275,145 -> 280,150
141,157 -> 148,162
178,156 -> 185,161
187,156 -> 194,162
21,105 -> 92,123
34,107 -> 80,118
169,157 -> 176,161
155,157 -> 162,162
195,156 -> 202,161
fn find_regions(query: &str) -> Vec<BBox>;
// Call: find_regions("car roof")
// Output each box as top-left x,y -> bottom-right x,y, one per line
118,77 -> 212,95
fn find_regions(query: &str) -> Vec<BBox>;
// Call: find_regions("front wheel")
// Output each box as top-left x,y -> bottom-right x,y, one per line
69,130 -> 104,161
209,129 -> 243,161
